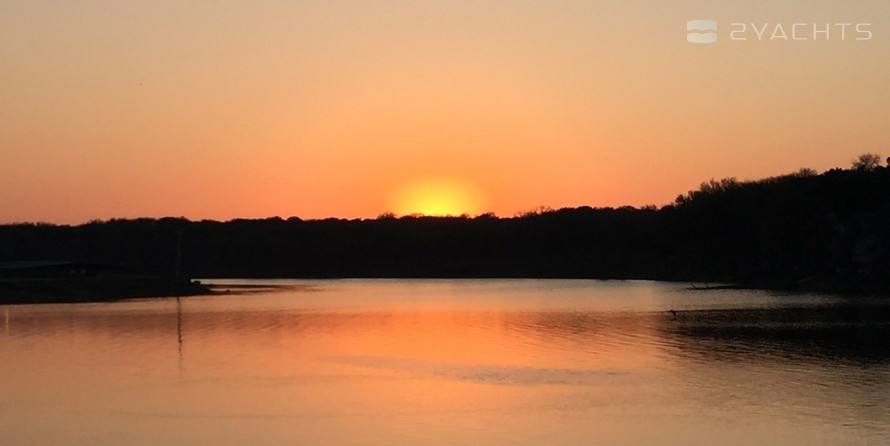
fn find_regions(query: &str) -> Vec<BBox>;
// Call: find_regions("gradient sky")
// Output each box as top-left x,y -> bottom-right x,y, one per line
2,0 -> 888,223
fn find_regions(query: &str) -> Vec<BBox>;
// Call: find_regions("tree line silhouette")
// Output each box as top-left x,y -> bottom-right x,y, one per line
2,161 -> 889,293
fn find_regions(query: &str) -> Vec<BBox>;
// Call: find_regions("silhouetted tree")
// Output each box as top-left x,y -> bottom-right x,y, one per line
852,153 -> 882,171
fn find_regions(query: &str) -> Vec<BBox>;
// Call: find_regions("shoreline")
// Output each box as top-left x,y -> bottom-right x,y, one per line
0,276 -> 212,305
3,276 -> 883,306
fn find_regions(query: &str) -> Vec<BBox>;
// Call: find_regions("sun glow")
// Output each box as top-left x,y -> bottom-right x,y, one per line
390,177 -> 486,217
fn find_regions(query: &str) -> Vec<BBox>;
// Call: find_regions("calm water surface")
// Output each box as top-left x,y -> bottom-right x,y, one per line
1,280 -> 888,445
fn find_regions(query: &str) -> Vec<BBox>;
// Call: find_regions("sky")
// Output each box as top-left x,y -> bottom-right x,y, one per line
1,0 -> 888,224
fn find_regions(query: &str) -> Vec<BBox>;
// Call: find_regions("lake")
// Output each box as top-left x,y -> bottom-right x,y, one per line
1,279 -> 888,445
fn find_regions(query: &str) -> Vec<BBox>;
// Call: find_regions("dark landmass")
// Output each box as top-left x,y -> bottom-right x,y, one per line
0,276 -> 210,305
0,261 -> 211,304
2,164 -> 889,300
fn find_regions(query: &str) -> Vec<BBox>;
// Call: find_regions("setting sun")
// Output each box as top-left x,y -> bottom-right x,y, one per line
390,177 -> 486,217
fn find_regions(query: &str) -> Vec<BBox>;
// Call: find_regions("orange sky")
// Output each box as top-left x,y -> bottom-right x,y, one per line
1,1 -> 888,223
